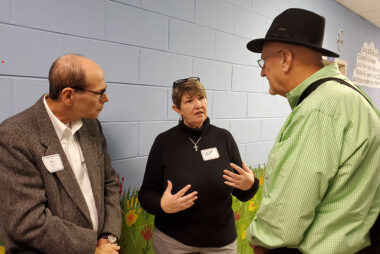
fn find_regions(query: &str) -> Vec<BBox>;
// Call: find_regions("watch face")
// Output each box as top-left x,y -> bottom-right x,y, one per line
108,235 -> 117,244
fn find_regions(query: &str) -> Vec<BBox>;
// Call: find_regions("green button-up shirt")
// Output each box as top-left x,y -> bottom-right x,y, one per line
247,63 -> 380,254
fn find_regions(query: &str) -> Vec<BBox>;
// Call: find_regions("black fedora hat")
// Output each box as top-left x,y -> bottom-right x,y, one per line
247,8 -> 339,57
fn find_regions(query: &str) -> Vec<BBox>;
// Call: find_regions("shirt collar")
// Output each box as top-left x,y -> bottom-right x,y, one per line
286,63 -> 342,110
43,95 -> 83,140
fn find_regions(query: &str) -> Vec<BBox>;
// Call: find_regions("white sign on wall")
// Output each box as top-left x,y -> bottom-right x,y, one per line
352,42 -> 380,87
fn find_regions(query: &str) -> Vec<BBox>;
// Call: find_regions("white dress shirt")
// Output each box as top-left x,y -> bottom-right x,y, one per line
43,96 -> 99,231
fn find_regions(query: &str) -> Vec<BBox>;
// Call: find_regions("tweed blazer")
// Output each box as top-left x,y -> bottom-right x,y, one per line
0,96 -> 121,254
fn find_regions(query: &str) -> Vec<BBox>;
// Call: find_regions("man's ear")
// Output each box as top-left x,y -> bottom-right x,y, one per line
61,87 -> 75,106
172,104 -> 182,116
282,49 -> 293,72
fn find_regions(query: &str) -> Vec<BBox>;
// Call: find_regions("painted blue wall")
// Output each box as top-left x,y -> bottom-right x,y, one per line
1,0 -> 380,190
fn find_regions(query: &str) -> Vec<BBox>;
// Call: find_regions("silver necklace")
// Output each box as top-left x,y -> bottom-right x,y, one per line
189,137 -> 201,151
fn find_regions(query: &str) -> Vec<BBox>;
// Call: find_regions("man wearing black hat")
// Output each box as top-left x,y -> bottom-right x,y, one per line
243,8 -> 380,254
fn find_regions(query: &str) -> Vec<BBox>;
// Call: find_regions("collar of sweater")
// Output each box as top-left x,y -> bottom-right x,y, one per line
179,117 -> 210,137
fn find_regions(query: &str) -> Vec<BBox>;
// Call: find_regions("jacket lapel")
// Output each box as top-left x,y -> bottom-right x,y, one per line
77,124 -> 102,217
34,97 -> 93,226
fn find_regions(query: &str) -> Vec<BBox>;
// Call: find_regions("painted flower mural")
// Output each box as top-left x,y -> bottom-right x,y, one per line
124,195 -> 141,227
249,195 -> 258,212
118,174 -> 125,195
234,211 -> 241,221
259,176 -> 264,187
0,165 -> 266,254
118,165 -> 266,254
242,230 -> 246,239
141,224 -> 153,254
141,224 -> 153,241
125,209 -> 139,227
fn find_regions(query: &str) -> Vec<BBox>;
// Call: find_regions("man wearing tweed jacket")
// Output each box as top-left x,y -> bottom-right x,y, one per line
0,55 -> 121,254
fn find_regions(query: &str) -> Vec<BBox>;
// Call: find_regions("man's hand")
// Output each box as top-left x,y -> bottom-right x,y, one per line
95,243 -> 120,254
97,238 -> 111,246
223,162 -> 255,191
160,180 -> 198,213
249,243 -> 268,254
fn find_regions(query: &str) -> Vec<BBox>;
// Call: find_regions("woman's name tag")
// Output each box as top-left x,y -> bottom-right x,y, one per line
201,147 -> 220,161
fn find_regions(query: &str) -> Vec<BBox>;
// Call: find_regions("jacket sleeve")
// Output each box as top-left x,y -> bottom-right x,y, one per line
138,136 -> 167,216
0,124 -> 97,254
226,130 -> 259,202
97,120 -> 122,238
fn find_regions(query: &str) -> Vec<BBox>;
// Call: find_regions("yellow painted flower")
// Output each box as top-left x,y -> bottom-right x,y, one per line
241,230 -> 246,239
259,176 -> 264,186
125,209 -> 139,227
248,195 -> 258,212
248,201 -> 255,211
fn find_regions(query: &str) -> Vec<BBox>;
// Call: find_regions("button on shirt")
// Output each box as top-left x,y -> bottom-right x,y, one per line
247,64 -> 380,254
43,96 -> 99,231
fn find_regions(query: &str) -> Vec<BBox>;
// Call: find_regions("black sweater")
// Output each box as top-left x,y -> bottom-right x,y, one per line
138,118 -> 259,247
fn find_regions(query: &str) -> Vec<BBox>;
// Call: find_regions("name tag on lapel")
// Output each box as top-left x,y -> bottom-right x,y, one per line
42,154 -> 64,173
201,147 -> 220,161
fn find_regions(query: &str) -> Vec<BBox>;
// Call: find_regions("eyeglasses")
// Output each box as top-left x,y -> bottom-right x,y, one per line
173,77 -> 200,88
257,50 -> 283,68
72,87 -> 107,100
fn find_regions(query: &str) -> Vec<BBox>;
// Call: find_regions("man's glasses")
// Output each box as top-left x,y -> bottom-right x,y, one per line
173,77 -> 200,88
72,87 -> 107,100
257,49 -> 283,68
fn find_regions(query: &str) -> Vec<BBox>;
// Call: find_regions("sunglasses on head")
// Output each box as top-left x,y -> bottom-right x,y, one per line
173,77 -> 200,88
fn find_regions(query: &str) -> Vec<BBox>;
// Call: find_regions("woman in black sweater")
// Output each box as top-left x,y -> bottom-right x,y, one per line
138,77 -> 259,254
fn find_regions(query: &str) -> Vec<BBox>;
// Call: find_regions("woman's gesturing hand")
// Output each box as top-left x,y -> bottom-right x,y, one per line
223,162 -> 255,191
160,180 -> 198,213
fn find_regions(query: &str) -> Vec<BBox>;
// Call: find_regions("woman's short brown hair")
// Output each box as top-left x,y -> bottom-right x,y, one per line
172,78 -> 206,109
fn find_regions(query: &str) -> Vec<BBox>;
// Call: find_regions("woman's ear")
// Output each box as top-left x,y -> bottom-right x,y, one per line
172,104 -> 182,116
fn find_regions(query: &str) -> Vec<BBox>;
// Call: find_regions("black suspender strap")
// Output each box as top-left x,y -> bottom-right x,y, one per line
296,77 -> 372,107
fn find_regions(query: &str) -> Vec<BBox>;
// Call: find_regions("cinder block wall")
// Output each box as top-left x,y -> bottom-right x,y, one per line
1,0 -> 380,190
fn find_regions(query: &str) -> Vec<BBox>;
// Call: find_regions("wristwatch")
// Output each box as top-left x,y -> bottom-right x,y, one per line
100,234 -> 118,244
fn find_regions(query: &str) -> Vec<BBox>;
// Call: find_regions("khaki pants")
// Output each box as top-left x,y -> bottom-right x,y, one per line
153,228 -> 237,254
